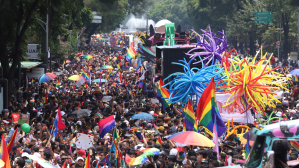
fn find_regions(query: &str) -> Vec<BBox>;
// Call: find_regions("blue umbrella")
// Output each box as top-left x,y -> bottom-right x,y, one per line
131,112 -> 154,120
92,79 -> 107,83
289,69 -> 299,75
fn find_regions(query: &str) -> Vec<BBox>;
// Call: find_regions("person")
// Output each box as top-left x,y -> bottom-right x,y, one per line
272,140 -> 291,168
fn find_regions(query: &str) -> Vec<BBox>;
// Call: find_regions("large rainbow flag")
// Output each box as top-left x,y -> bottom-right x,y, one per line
126,42 -> 136,62
196,77 -> 226,136
157,78 -> 170,110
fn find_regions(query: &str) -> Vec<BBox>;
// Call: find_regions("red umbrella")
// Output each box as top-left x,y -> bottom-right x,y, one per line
76,53 -> 82,57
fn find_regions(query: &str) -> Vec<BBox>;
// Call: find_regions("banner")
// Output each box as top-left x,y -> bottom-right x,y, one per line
216,93 -> 254,124
76,133 -> 94,150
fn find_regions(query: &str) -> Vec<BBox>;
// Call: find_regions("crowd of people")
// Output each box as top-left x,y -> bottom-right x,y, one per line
1,42 -> 299,168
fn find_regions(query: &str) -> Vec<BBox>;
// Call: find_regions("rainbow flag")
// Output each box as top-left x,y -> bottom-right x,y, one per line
56,78 -> 61,88
290,141 -> 299,151
7,128 -> 18,154
98,115 -> 115,138
81,68 -> 90,82
182,118 -> 186,131
84,153 -> 90,168
1,134 -> 11,168
156,136 -> 162,145
44,93 -> 48,104
184,99 -> 196,131
126,42 -> 136,62
293,75 -> 299,81
93,110 -> 101,119
196,77 -> 226,136
157,79 -> 170,110
117,63 -> 121,69
62,159 -> 67,168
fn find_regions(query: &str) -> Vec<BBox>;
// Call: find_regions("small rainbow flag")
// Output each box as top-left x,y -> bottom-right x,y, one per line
56,78 -> 61,88
117,62 -> 121,69
81,68 -> 90,82
126,42 -> 136,62
290,141 -> 299,151
156,136 -> 162,145
44,93 -> 48,104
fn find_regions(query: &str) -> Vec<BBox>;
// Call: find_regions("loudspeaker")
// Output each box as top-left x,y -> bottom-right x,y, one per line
156,46 -> 205,84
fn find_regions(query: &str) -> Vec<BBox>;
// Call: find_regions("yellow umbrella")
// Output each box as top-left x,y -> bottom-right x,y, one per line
68,75 -> 85,81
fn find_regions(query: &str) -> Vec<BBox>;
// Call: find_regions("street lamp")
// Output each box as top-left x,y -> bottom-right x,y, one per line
35,14 -> 49,71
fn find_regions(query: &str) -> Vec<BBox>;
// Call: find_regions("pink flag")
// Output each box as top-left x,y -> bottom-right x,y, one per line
213,119 -> 219,160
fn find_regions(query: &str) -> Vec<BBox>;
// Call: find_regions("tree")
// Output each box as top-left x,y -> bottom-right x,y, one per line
147,0 -> 192,31
0,0 -> 40,96
0,0 -> 93,96
186,0 -> 240,32
262,0 -> 297,59
226,0 -> 270,56
83,0 -> 150,43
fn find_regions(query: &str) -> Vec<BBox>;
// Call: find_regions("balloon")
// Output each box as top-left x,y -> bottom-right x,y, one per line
187,27 -> 227,66
163,58 -> 226,107
21,123 -> 31,133
220,46 -> 290,115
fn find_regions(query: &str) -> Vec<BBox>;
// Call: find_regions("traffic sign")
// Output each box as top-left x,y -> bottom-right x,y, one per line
254,20 -> 273,24
254,16 -> 272,20
254,12 -> 272,16
276,40 -> 280,46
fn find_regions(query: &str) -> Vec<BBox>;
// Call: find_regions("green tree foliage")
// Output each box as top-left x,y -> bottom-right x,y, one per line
262,0 -> 297,59
0,0 -> 93,95
186,0 -> 239,32
147,0 -> 192,31
84,0 -> 150,42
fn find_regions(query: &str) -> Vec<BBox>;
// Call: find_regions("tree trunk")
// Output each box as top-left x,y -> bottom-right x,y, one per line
239,42 -> 244,54
249,37 -> 256,57
233,36 -> 238,50
282,13 -> 290,60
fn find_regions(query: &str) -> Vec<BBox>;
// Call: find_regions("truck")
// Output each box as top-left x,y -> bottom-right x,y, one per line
222,119 -> 299,168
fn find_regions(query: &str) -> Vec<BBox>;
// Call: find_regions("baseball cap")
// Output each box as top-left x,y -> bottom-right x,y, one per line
76,157 -> 85,162
23,148 -> 31,154
158,126 -> 165,131
78,149 -> 86,158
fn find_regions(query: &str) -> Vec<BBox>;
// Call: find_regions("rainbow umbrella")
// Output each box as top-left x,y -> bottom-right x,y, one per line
100,65 -> 113,70
68,75 -> 86,81
84,55 -> 93,60
66,60 -> 71,63
168,131 -> 215,147
39,73 -> 57,83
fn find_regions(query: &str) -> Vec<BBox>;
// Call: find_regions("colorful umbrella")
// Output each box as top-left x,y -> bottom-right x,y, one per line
101,65 -> 113,70
84,55 -> 93,60
131,112 -> 154,120
66,60 -> 71,63
39,73 -> 57,83
92,79 -> 107,83
68,75 -> 86,81
168,131 -> 215,147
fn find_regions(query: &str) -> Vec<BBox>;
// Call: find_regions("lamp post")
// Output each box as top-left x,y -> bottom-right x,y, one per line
36,14 -> 49,72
